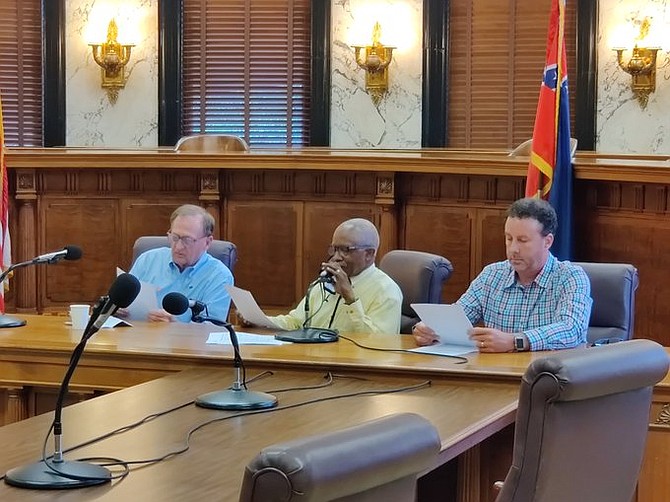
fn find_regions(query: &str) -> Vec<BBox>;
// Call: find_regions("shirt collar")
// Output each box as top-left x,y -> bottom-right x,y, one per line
504,252 -> 556,289
351,263 -> 376,285
169,251 -> 209,274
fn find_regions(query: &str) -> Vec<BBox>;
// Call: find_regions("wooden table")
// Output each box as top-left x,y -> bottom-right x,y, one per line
0,367 -> 519,501
0,315 -> 668,501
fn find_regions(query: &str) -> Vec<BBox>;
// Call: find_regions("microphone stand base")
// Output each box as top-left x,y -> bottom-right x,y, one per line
0,314 -> 26,328
195,388 -> 278,410
4,459 -> 111,489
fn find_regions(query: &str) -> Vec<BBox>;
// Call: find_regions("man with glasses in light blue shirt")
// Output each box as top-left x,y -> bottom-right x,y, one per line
129,204 -> 234,323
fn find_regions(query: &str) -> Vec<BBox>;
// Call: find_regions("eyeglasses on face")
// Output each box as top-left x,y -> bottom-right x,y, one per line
167,231 -> 208,247
327,245 -> 373,256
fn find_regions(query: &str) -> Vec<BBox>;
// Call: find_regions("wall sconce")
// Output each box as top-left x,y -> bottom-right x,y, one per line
88,19 -> 134,104
352,22 -> 395,105
614,46 -> 659,108
612,16 -> 662,109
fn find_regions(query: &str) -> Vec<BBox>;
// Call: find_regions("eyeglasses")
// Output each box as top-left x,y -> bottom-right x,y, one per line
327,245 -> 373,256
167,232 -> 208,247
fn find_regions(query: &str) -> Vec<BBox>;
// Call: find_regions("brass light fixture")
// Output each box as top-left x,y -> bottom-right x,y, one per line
352,22 -> 395,105
613,16 -> 661,109
89,19 -> 134,104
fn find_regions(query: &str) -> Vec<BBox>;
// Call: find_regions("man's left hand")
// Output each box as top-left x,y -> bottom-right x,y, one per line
469,327 -> 515,353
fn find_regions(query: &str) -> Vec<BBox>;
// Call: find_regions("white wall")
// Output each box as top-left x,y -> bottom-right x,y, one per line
330,0 -> 423,148
65,0 -> 158,147
597,0 -> 670,153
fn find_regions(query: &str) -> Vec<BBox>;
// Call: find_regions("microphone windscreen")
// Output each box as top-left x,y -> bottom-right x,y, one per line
108,273 -> 141,308
162,292 -> 189,315
64,245 -> 83,261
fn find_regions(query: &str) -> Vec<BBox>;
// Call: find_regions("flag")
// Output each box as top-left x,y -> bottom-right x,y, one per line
0,95 -> 11,313
525,0 -> 573,260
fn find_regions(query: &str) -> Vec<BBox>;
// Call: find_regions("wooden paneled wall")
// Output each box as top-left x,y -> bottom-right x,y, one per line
6,148 -> 670,345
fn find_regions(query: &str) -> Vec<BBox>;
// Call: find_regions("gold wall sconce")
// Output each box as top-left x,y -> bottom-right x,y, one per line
352,22 -> 395,105
614,46 -> 659,108
612,16 -> 663,109
88,19 -> 134,104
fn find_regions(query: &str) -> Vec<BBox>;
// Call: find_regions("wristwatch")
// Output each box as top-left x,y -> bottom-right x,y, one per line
514,335 -> 527,352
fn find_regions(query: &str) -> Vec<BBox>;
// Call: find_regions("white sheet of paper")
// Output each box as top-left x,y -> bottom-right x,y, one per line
409,303 -> 477,355
206,331 -> 288,345
225,285 -> 284,330
101,315 -> 132,329
116,267 -> 159,320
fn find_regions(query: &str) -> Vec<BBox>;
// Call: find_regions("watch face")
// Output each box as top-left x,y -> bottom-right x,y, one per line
515,337 -> 524,351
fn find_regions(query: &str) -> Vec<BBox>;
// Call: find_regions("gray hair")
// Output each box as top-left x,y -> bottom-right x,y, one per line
170,204 -> 215,236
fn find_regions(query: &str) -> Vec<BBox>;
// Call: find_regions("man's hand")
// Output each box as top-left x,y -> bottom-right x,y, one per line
468,327 -> 515,353
320,261 -> 356,303
412,321 -> 440,346
147,309 -> 174,323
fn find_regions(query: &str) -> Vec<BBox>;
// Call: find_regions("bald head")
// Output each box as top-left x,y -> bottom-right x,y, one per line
335,218 -> 380,251
330,218 -> 379,277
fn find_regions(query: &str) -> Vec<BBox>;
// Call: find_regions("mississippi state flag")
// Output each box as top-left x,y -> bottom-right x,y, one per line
525,0 -> 573,260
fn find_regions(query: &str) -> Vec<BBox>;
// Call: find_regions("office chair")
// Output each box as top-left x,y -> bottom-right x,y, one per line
509,138 -> 578,161
495,339 -> 669,502
174,134 -> 249,152
379,250 -> 454,334
239,412 -> 440,502
575,262 -> 638,344
132,236 -> 238,272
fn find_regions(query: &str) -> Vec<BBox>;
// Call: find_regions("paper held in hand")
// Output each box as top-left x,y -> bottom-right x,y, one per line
225,285 -> 284,330
409,303 -> 477,356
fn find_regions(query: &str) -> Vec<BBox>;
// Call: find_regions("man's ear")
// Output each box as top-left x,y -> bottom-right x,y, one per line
544,233 -> 554,250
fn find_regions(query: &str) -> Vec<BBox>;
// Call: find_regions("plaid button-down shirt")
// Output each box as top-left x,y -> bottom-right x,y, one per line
457,253 -> 592,350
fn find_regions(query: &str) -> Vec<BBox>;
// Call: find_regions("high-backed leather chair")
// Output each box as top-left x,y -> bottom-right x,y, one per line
379,250 -> 454,334
575,262 -> 638,344
509,137 -> 578,161
495,339 -> 669,502
239,412 -> 440,502
174,134 -> 249,152
132,236 -> 238,272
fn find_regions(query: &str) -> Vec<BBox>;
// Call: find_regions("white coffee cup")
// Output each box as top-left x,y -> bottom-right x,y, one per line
69,304 -> 90,330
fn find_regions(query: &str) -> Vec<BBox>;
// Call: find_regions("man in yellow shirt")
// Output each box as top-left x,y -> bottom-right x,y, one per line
269,218 -> 402,334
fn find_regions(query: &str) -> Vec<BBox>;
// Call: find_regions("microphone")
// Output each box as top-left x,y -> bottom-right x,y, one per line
162,292 -> 206,319
0,245 -> 84,329
89,273 -> 141,332
162,292 -> 277,411
4,273 -> 141,489
32,245 -> 83,264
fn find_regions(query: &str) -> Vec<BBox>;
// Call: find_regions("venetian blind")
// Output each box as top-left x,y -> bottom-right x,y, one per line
182,0 -> 311,147
448,0 -> 577,148
0,0 -> 42,147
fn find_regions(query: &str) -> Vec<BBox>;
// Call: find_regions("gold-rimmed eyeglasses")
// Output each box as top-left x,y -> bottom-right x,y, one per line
167,231 -> 208,247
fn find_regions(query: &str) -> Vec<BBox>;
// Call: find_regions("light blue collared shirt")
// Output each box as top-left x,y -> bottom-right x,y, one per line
129,247 -> 234,323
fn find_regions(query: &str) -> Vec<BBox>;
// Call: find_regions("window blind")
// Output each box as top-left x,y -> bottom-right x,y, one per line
0,0 -> 42,147
447,0 -> 577,148
182,0 -> 311,147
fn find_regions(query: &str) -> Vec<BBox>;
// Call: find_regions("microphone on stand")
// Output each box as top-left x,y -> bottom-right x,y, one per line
162,292 -> 277,411
0,245 -> 84,329
273,266 -> 339,344
4,273 -> 141,490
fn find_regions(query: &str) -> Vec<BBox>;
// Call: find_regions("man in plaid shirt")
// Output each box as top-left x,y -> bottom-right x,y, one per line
413,197 -> 592,352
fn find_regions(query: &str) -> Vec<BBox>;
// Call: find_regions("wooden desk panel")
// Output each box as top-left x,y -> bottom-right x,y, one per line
0,368 -> 519,502
7,147 -> 670,348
